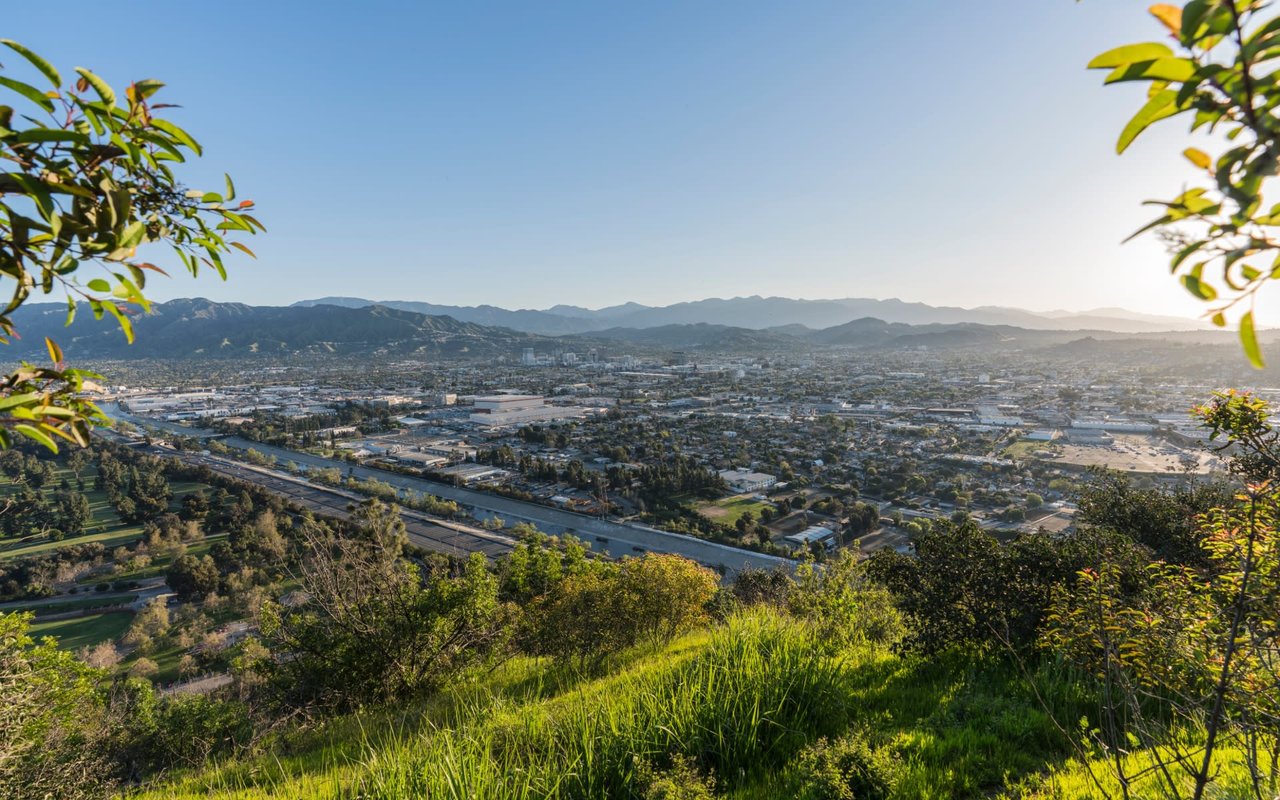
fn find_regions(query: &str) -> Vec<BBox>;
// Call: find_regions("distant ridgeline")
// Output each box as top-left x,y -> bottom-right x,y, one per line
4,298 -> 1253,361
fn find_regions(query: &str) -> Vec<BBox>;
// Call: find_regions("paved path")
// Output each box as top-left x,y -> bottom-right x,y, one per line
161,673 -> 233,696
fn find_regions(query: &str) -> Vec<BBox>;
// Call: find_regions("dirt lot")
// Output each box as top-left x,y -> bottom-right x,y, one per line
1051,434 -> 1219,475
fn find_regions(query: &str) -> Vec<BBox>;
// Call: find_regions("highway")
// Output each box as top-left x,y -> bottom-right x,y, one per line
107,404 -> 791,575
167,451 -> 515,559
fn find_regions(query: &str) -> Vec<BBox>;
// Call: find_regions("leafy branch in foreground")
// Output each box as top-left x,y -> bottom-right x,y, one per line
1042,391 -> 1280,800
0,40 -> 261,450
1091,1 -> 1280,367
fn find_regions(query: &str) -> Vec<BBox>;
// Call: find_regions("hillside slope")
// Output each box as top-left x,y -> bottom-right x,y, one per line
135,611 -> 1247,800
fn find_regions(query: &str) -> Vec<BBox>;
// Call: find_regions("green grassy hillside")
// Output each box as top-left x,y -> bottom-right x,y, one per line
134,610 -> 1263,800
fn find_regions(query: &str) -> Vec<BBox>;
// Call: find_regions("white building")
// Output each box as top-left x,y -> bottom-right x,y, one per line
1026,429 -> 1061,442
718,469 -> 777,494
468,395 -> 590,426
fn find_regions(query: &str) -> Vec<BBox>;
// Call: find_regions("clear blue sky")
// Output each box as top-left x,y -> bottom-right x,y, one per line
4,1 -> 1219,319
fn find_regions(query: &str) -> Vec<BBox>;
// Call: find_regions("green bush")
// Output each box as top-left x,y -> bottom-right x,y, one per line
632,754 -> 716,800
791,734 -> 898,800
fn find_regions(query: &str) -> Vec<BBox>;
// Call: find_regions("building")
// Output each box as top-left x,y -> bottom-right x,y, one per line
718,468 -> 777,494
1070,418 -> 1156,434
1025,429 -> 1061,441
1066,427 -> 1113,444
521,348 -> 536,366
468,394 -> 590,426
390,451 -> 448,469
437,463 -> 511,485
783,525 -> 836,551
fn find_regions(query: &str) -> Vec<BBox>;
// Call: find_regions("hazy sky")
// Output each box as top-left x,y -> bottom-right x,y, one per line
4,2 -> 1232,321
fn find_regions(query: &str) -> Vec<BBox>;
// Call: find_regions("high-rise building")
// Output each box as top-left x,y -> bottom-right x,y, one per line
522,347 -> 536,365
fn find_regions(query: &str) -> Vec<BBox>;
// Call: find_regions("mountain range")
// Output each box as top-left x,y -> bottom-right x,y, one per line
1,298 -> 1246,362
8,299 -> 538,360
291,295 -> 1205,335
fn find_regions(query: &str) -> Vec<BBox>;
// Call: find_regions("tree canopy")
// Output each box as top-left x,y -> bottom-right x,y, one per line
0,40 -> 260,450
1094,1 -> 1280,366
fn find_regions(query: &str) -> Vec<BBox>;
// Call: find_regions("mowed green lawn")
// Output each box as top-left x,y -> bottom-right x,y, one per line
2,462 -> 216,655
695,495 -> 774,526
5,592 -> 139,615
29,611 -> 134,651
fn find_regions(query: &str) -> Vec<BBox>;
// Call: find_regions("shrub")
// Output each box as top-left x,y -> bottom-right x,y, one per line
0,612 -> 112,800
789,550 -> 904,652
791,734 -> 898,800
633,754 -> 716,800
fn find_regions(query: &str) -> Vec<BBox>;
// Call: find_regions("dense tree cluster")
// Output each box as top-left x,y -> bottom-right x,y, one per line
95,451 -> 173,524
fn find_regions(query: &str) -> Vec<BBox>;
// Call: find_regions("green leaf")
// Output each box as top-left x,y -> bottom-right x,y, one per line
1180,272 -> 1217,300
1088,42 -> 1174,69
1171,240 -> 1207,272
3,173 -> 54,219
1240,311 -> 1265,368
1103,58 -> 1197,84
73,67 -> 116,105
1123,213 -> 1173,244
1117,90 -> 1180,154
13,424 -> 57,453
0,75 -> 55,112
10,129 -> 90,145
0,40 -> 61,87
224,173 -> 236,201
130,79 -> 165,100
86,278 -> 111,293
150,118 -> 202,156
1182,0 -> 1212,40
0,392 -> 38,412
103,302 -> 134,344
117,219 -> 147,250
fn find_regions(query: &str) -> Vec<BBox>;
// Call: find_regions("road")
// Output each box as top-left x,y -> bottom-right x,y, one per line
107,404 -> 790,575
167,451 -> 515,560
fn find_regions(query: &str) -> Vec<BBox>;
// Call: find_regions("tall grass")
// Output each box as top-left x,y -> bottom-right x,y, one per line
351,609 -> 848,798
140,610 -> 1255,800
1004,737 -> 1279,799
